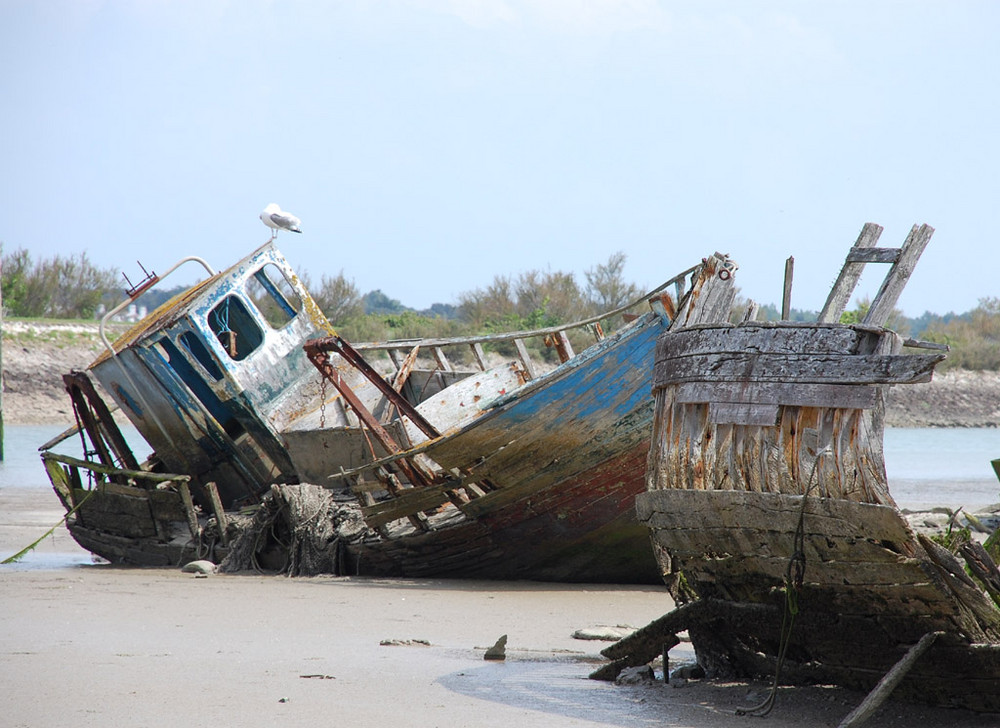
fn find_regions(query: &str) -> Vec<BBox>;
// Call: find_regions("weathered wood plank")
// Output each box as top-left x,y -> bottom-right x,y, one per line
676,381 -> 878,410
818,222 -> 883,323
656,324 -> 871,358
647,522 -> 916,566
837,632 -> 941,728
669,253 -> 737,329
781,255 -> 794,320
362,485 -> 453,527
147,487 -> 189,523
668,552 -> 938,590
845,246 -> 901,264
177,481 -> 201,540
654,351 -> 944,387
636,490 -> 913,545
864,224 -> 934,327
512,338 -> 537,380
707,402 -> 778,426
205,481 -> 229,546
73,487 -> 158,538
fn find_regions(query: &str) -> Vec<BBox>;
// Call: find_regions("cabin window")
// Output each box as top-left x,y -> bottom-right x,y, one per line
179,331 -> 223,381
247,263 -> 302,330
209,295 -> 263,361
156,336 -> 245,439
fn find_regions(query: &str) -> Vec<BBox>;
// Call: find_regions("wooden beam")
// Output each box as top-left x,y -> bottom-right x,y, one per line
781,256 -> 794,320
205,481 -> 229,546
654,351 -> 945,387
676,381 -> 878,410
177,481 -> 201,541
845,247 -> 901,264
864,224 -> 934,327
470,343 -> 487,371
513,338 -> 537,380
818,223 -> 884,323
837,632 -> 941,728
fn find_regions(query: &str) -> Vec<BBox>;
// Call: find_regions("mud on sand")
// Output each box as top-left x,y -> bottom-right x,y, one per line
2,487 -> 999,728
2,324 -> 999,726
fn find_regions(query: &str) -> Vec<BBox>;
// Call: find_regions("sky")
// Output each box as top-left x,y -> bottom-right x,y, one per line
2,1 -> 997,317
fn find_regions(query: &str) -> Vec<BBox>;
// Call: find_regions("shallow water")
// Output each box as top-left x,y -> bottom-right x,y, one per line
884,427 -> 998,509
1,424 -> 996,570
2,424 -> 995,500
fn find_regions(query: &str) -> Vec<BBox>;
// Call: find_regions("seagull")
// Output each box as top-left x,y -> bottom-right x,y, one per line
259,203 -> 302,239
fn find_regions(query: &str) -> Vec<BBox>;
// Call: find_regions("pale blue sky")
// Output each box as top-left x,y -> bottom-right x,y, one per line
2,1 -> 997,316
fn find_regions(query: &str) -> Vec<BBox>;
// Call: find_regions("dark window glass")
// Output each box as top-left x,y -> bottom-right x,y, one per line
179,331 -> 223,381
209,295 -> 263,361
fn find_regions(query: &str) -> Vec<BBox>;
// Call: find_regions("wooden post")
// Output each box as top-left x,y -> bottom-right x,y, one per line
177,481 -> 201,541
781,256 -> 794,321
205,481 -> 229,546
837,631 -> 941,728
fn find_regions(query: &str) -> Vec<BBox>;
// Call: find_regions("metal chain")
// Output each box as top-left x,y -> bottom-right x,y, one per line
319,371 -> 327,429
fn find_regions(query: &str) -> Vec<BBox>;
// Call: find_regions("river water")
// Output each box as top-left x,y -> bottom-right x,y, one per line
1,424 -> 996,510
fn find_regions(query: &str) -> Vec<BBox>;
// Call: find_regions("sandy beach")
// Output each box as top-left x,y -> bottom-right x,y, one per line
3,485 -> 999,728
2,325 -> 998,726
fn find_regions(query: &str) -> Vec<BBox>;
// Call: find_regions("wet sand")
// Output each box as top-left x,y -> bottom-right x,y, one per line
2,486 -> 998,728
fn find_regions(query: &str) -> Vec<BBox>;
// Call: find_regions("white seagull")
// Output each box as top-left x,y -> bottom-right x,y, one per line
259,203 -> 302,239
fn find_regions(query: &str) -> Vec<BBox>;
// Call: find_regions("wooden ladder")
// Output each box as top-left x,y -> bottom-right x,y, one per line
818,223 -> 934,327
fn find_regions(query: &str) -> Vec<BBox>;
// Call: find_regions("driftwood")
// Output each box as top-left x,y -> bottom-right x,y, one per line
837,632 -> 941,728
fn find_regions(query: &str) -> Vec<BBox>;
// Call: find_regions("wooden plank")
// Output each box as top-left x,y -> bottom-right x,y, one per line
838,632 -> 941,728
676,381 -> 878,410
432,346 -> 452,372
390,345 -> 420,393
654,351 -> 944,387
864,224 -> 934,327
177,481 -> 201,540
361,485 -> 453,527
708,402 -> 778,426
636,490 -> 913,545
73,487 -> 158,538
670,552 -> 938,590
205,481 -> 229,546
513,338 -> 537,380
647,522 -> 915,566
548,330 -> 574,362
147,487 -> 189,523
781,256 -> 794,320
670,253 -> 737,329
818,223 -> 884,323
846,247 -> 901,264
40,452 -> 189,484
656,324 -> 868,358
470,343 -> 487,371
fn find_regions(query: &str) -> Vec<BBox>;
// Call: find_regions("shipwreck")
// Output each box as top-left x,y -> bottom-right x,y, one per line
597,224 -> 1000,715
40,239 -> 736,583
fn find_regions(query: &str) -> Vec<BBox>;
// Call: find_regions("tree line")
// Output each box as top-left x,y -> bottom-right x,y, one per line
2,246 -> 997,371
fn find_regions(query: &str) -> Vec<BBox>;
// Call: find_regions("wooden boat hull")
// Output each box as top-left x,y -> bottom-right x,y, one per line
632,312 -> 1000,711
348,439 -> 658,582
638,489 -> 1000,711
41,243 -> 725,583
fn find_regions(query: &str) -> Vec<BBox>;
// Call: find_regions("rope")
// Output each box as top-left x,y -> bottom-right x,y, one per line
737,448 -> 830,718
2,490 -> 95,564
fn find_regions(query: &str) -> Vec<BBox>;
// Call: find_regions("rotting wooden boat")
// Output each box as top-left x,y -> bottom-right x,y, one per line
598,224 -> 1000,714
40,239 -> 736,582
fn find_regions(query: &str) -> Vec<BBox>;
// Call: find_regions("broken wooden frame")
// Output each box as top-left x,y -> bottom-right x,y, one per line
299,262 -> 708,534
